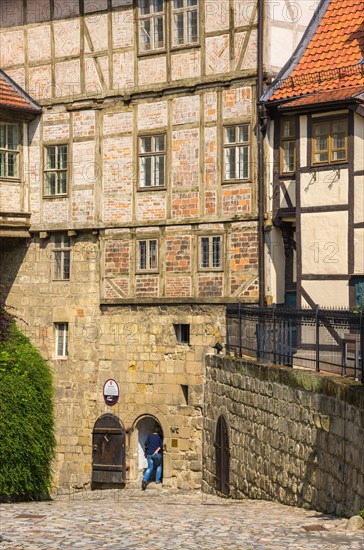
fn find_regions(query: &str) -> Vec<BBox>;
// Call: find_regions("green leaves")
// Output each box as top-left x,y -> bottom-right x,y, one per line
0,324 -> 56,500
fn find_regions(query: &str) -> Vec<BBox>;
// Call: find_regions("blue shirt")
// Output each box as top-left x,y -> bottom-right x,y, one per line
144,433 -> 163,455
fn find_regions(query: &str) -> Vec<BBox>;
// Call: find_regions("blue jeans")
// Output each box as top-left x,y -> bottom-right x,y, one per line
143,453 -> 162,483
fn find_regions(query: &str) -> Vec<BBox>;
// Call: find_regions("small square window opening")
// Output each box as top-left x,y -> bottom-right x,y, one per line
174,323 -> 190,344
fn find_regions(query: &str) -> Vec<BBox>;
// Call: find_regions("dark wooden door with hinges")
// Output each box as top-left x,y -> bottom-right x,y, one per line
215,415 -> 230,496
91,414 -> 126,490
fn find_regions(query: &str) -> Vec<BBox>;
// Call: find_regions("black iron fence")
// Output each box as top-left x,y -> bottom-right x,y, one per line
226,304 -> 364,383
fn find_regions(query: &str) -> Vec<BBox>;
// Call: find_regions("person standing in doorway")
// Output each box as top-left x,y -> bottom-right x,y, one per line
142,424 -> 163,490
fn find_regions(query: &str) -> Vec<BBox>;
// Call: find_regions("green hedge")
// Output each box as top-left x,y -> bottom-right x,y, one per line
0,323 -> 56,500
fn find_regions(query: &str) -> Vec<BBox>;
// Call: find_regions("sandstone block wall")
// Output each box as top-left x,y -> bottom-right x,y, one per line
1,236 -> 226,491
203,355 -> 364,517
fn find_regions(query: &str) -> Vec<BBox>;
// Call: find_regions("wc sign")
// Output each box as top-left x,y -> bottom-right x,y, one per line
103,379 -> 119,406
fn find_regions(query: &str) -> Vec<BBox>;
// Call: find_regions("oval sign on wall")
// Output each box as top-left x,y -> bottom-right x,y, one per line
103,379 -> 119,406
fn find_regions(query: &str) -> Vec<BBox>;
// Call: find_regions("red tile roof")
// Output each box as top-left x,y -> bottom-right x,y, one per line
268,0 -> 364,102
279,85 -> 364,108
0,70 -> 40,114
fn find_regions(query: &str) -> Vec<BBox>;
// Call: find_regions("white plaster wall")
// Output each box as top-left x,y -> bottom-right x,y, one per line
300,169 -> 348,208
301,280 -> 349,308
280,180 -> 296,208
266,226 -> 285,304
354,228 -> 364,274
301,211 -> 348,275
354,173 -> 364,224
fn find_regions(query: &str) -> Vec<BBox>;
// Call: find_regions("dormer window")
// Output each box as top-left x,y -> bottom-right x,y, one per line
0,123 -> 19,178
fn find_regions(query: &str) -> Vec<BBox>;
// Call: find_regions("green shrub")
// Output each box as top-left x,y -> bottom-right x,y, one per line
0,323 -> 56,500
357,510 -> 364,519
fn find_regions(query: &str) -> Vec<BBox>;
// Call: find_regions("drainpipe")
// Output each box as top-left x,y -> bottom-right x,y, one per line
257,0 -> 266,307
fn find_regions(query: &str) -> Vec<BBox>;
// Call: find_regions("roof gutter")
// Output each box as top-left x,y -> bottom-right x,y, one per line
257,0 -> 265,307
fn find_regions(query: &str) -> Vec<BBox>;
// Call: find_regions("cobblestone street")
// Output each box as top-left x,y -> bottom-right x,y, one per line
0,487 -> 363,549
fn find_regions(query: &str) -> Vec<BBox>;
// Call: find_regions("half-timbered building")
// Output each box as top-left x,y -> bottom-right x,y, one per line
263,0 -> 364,310
0,0 -> 315,491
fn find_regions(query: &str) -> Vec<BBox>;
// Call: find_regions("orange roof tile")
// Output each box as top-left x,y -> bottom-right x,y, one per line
267,0 -> 364,103
278,85 -> 364,108
0,70 -> 40,114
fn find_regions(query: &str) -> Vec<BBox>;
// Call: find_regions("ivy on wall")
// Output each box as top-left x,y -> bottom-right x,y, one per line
0,322 -> 56,500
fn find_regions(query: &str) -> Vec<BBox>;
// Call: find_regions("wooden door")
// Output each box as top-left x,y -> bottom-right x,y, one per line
91,414 -> 126,490
215,415 -> 230,496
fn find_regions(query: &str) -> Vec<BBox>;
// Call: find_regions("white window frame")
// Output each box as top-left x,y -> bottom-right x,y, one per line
137,239 -> 159,272
53,234 -> 71,281
172,0 -> 199,47
138,0 -> 166,53
44,144 -> 68,197
199,235 -> 223,270
55,323 -> 68,358
139,134 -> 166,188
0,123 -> 20,179
224,124 -> 250,181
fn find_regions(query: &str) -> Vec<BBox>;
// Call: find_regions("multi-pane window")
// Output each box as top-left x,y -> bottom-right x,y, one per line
313,119 -> 347,164
55,323 -> 68,357
139,0 -> 165,52
53,234 -> 71,280
139,135 -> 165,188
138,239 -> 158,271
0,123 -> 19,178
44,145 -> 68,196
224,125 -> 250,181
200,236 -> 222,270
173,0 -> 198,46
280,119 -> 296,173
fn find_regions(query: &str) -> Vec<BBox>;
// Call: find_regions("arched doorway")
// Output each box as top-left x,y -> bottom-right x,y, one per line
215,415 -> 230,496
91,414 -> 126,490
135,416 -> 163,480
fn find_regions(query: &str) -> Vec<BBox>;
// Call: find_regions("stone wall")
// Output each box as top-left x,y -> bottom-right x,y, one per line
203,355 -> 364,517
1,236 -> 226,491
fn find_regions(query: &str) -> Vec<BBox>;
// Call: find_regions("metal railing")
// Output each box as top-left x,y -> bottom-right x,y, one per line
226,304 -> 364,383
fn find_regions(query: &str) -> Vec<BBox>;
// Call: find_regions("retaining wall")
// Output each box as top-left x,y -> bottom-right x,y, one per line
203,355 -> 364,517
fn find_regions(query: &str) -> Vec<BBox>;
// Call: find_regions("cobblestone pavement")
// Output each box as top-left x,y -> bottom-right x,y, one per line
0,486 -> 363,549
